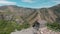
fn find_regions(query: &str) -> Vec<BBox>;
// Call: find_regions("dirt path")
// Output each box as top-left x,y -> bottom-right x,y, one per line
11,27 -> 38,34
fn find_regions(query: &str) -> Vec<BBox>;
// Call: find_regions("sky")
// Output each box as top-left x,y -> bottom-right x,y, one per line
0,0 -> 60,8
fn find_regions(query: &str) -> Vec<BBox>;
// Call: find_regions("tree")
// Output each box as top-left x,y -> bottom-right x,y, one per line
0,19 -> 30,34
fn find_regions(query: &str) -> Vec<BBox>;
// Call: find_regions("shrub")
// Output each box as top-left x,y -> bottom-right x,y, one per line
46,22 -> 60,32
0,19 -> 30,34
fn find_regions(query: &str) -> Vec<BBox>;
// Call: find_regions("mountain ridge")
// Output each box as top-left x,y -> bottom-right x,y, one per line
0,4 -> 60,25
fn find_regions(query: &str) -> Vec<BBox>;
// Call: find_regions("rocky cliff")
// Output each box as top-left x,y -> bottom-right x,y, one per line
0,4 -> 60,25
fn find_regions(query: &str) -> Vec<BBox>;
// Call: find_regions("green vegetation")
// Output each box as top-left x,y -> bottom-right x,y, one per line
16,21 -> 30,31
46,22 -> 60,32
0,19 -> 30,34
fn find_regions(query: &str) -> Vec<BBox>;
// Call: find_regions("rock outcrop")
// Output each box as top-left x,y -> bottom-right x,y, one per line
0,4 -> 60,25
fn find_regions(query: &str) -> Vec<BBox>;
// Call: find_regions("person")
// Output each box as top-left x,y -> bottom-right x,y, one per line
32,21 -> 40,31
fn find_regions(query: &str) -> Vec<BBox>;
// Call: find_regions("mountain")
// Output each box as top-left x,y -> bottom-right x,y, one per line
0,4 -> 60,25
37,4 -> 60,22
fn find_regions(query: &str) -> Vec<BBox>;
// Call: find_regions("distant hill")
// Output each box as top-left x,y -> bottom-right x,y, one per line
0,4 -> 60,25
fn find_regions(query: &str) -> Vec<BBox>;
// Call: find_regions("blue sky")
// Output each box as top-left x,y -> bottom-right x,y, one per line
0,0 -> 60,8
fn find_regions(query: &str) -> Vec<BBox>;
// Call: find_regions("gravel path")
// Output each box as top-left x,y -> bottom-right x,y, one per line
11,20 -> 47,34
11,27 -> 38,34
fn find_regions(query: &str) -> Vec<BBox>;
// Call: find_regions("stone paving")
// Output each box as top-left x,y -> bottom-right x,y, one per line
11,27 -> 37,34
38,27 -> 60,34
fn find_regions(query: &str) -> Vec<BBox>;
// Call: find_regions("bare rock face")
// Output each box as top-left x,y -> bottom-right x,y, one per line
0,5 -> 36,24
39,27 -> 60,34
36,4 -> 60,22
0,4 -> 60,25
38,8 -> 58,22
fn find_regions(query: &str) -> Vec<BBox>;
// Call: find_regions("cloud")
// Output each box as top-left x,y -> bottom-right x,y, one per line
0,1 -> 16,5
21,0 -> 35,3
54,1 -> 60,4
52,0 -> 60,4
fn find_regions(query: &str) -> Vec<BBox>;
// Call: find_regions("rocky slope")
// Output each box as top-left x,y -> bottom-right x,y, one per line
38,4 -> 60,22
0,4 -> 60,25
